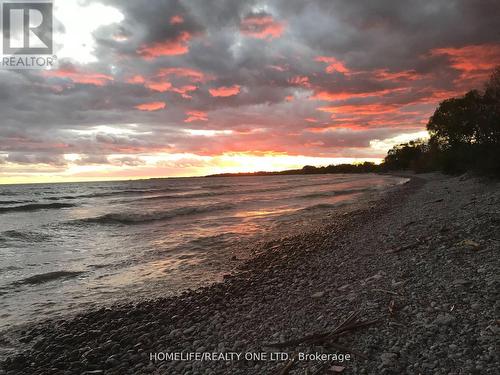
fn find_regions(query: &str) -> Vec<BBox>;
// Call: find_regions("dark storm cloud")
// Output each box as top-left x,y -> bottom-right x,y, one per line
1,0 -> 499,169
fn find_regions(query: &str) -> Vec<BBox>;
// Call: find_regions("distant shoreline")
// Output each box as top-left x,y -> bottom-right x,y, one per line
0,165 -> 377,186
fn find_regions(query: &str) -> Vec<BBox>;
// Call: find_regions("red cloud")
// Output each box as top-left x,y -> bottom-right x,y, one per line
138,32 -> 192,58
315,56 -> 350,74
430,44 -> 500,83
373,69 -> 421,81
157,67 -> 209,83
184,110 -> 208,122
135,102 -> 166,111
269,64 -> 287,72
170,15 -> 184,25
140,68 -> 208,97
209,85 -> 241,97
240,14 -> 285,40
288,75 -> 311,88
312,88 -> 406,101
318,103 -> 398,116
126,75 -> 145,84
44,67 -> 113,86
145,81 -> 173,92
171,85 -> 198,98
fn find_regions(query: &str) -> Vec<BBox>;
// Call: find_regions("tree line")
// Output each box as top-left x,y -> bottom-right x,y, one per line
382,67 -> 500,176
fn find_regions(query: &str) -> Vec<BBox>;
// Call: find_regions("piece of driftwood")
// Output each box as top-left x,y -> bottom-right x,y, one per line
268,312 -> 378,374
277,353 -> 298,375
388,242 -> 419,254
265,311 -> 378,352
373,288 -> 401,296
388,300 -> 396,316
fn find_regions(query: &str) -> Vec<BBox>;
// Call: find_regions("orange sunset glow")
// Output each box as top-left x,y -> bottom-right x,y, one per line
1,1 -> 499,184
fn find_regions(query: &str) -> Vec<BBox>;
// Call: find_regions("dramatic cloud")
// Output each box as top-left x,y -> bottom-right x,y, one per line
137,31 -> 193,58
209,85 -> 241,97
1,0 -> 499,182
135,102 -> 167,111
430,44 -> 500,84
44,64 -> 114,86
240,13 -> 285,40
184,111 -> 208,123
315,57 -> 350,74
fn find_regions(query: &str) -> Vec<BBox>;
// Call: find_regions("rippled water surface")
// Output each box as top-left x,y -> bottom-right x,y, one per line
0,174 -> 406,330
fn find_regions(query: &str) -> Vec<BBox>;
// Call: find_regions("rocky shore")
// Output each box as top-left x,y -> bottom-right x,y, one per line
1,173 -> 499,374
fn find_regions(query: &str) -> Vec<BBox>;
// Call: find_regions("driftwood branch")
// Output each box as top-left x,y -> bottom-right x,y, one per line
265,311 -> 378,352
277,353 -> 298,375
267,311 -> 378,374
372,288 -> 401,296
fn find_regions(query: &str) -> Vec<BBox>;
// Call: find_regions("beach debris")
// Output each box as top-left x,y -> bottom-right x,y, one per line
426,198 -> 444,204
265,311 -> 377,361
364,271 -> 385,283
373,288 -> 401,296
337,284 -> 350,292
276,353 -> 298,375
388,300 -> 396,316
455,239 -> 481,250
453,278 -> 472,286
389,241 -> 419,254
311,291 -> 325,299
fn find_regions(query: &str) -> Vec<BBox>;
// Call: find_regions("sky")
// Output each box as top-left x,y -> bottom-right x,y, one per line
1,0 -> 499,184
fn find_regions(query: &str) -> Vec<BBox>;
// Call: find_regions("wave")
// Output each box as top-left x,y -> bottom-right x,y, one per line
200,184 -> 233,189
301,203 -> 339,211
0,202 -> 76,213
141,191 -> 221,201
298,187 -> 369,199
0,230 -> 52,242
300,196 -> 363,212
46,196 -> 78,201
13,271 -> 85,286
131,181 -> 352,204
0,265 -> 21,274
76,202 -> 236,225
0,199 -> 32,205
41,187 -> 191,201
184,232 -> 237,248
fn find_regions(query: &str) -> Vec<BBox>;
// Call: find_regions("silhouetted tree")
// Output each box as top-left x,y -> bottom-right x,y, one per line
382,139 -> 429,171
427,90 -> 482,149
382,66 -> 500,175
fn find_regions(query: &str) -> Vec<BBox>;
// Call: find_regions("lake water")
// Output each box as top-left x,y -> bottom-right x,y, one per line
0,173 -> 407,331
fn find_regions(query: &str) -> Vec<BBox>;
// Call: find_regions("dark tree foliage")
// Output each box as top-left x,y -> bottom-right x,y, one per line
382,66 -> 500,176
382,140 -> 429,171
209,162 -> 379,177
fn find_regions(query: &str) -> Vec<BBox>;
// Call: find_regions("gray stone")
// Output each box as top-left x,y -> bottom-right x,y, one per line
311,291 -> 325,298
433,314 -> 456,326
380,352 -> 398,366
